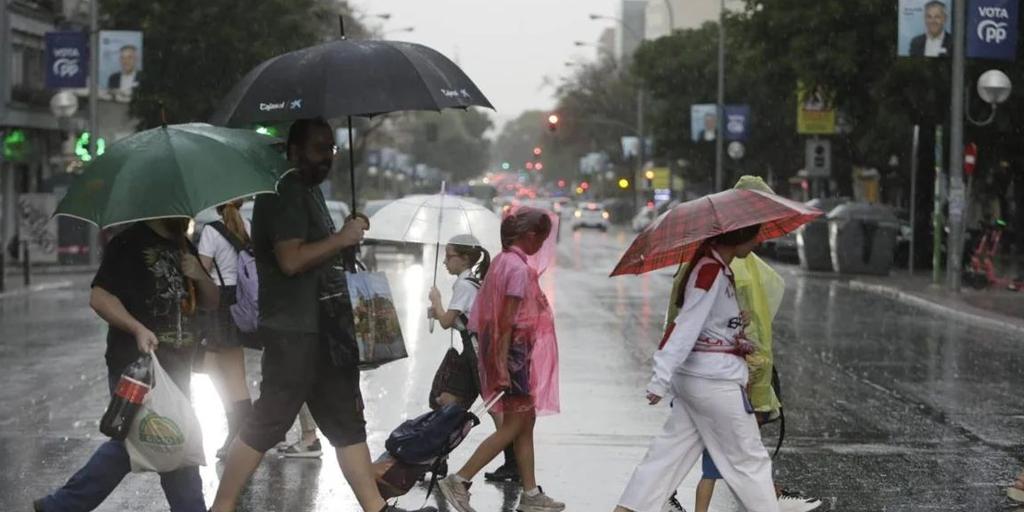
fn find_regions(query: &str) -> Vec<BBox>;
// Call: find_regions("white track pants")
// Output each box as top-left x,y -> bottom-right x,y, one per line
618,374 -> 778,512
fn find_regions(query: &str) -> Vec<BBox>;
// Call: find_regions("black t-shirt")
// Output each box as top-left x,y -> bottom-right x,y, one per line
91,223 -> 197,387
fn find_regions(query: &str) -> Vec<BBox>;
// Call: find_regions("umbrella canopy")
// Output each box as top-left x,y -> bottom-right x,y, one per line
211,39 -> 493,126
55,123 -> 289,228
365,194 -> 502,256
611,189 -> 822,277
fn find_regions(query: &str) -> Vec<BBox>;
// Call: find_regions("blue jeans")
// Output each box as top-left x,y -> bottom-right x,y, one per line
37,375 -> 205,512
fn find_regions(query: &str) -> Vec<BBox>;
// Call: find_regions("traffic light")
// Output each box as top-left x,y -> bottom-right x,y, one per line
526,162 -> 535,170
618,178 -> 630,189
501,162 -> 511,170
557,179 -> 566,188
644,170 -> 655,180
580,181 -> 590,190
3,129 -> 26,161
535,162 -> 544,171
533,146 -> 542,157
74,131 -> 106,162
547,114 -> 559,132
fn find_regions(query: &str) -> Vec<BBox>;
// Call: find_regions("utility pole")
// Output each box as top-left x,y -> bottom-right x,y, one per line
945,0 -> 967,291
714,0 -> 725,191
0,0 -> 10,292
87,0 -> 100,266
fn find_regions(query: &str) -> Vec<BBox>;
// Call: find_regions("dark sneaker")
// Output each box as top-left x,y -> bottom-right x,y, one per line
662,491 -> 687,512
484,462 -> 521,482
278,438 -> 323,459
778,489 -> 822,512
438,477 -> 476,512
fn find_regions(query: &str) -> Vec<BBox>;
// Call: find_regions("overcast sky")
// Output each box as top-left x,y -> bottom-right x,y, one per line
355,0 -> 621,128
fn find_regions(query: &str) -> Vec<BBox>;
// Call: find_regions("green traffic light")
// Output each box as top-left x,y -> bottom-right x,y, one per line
75,132 -> 106,162
501,162 -> 510,170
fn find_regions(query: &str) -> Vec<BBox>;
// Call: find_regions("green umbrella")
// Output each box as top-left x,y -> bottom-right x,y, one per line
55,123 -> 289,228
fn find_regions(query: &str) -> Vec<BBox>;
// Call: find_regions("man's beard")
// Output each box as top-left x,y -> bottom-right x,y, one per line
300,158 -> 332,185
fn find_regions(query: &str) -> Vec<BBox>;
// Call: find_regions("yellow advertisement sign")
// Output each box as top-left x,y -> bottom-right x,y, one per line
649,167 -> 671,190
796,83 -> 836,135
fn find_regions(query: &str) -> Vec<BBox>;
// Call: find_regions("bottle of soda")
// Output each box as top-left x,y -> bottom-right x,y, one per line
100,354 -> 153,440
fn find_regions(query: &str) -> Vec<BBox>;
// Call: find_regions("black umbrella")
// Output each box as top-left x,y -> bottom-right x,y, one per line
211,21 -> 493,209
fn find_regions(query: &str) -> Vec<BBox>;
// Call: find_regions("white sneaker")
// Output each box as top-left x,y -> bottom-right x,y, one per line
438,477 -> 476,512
517,487 -> 565,512
778,492 -> 822,512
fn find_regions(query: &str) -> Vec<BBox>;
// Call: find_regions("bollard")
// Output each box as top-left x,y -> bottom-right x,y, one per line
22,241 -> 30,287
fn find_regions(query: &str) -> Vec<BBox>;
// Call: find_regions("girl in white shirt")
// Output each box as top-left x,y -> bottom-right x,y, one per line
616,224 -> 780,512
197,200 -> 253,460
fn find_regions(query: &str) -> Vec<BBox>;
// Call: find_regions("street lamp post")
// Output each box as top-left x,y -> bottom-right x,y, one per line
715,0 -> 725,192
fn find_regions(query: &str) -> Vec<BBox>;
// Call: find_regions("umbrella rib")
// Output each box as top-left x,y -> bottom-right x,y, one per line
390,44 -> 446,109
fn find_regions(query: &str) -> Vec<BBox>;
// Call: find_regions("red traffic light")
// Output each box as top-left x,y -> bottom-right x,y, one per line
526,162 -> 535,170
557,179 -> 566,188
533,146 -> 542,156
580,181 -> 590,190
535,162 -> 544,171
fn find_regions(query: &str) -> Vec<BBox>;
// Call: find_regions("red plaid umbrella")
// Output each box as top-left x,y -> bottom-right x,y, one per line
610,189 -> 823,276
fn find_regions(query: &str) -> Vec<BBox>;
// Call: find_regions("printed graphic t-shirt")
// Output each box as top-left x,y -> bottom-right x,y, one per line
91,223 -> 197,386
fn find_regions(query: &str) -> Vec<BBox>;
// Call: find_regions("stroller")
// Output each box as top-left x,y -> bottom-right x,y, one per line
373,392 -> 504,500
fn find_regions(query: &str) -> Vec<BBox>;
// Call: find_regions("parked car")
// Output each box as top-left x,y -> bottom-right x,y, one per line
361,198 -> 423,267
631,206 -> 657,232
572,202 -> 611,231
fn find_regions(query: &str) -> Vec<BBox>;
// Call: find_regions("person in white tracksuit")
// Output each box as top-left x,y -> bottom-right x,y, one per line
615,224 -> 779,512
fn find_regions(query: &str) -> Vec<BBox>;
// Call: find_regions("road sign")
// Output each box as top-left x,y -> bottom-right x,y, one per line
805,139 -> 831,177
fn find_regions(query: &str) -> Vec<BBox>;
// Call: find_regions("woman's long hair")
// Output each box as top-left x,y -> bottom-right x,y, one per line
674,224 -> 762,309
217,200 -> 250,246
500,207 -> 553,250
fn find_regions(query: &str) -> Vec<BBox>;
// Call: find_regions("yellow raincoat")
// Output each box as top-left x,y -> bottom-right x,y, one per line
665,251 -> 784,418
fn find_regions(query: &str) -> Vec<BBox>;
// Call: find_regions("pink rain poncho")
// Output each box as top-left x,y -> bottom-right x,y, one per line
468,206 -> 560,415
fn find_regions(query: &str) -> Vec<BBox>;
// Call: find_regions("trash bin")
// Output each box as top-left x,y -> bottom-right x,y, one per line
797,198 -> 847,272
828,202 -> 900,275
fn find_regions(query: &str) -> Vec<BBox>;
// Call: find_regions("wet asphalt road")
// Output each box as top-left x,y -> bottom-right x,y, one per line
3,225 -> 1024,511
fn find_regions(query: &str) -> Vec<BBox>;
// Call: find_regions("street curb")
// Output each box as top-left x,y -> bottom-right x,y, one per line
847,280 -> 1024,336
0,280 -> 74,300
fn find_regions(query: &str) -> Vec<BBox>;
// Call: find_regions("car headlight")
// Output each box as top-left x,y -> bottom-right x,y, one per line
574,210 -> 582,218
602,211 -> 610,220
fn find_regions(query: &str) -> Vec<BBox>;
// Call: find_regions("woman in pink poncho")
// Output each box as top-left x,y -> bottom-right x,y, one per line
438,206 -> 564,512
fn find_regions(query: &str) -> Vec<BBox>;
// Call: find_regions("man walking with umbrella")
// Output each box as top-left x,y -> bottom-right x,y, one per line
210,118 -> 434,512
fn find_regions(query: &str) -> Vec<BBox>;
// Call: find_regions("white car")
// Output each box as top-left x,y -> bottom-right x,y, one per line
190,199 -> 351,241
571,202 -> 610,231
631,206 -> 657,232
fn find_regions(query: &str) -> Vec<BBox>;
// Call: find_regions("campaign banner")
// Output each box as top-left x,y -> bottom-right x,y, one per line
796,83 -> 837,135
690,104 -> 718,142
99,30 -> 143,96
898,0 -> 953,58
45,32 -> 88,88
967,0 -> 1018,60
724,105 -> 751,141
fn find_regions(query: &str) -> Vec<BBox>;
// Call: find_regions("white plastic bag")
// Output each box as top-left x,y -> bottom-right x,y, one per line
125,353 -> 205,473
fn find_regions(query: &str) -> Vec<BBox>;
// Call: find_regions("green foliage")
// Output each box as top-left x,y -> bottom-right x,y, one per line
395,110 -> 493,183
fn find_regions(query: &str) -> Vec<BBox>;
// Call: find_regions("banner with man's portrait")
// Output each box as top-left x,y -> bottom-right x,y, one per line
899,0 -> 953,57
690,104 -> 718,142
99,30 -> 143,100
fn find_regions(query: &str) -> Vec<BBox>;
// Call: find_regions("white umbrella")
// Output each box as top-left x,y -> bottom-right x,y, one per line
365,191 -> 503,256
365,186 -> 503,332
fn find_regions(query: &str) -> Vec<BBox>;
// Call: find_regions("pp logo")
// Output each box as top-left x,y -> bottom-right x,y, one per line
978,20 -> 1009,44
52,58 -> 80,78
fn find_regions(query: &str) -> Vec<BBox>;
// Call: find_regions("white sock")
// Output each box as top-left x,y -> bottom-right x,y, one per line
454,474 -> 471,484
525,487 -> 541,497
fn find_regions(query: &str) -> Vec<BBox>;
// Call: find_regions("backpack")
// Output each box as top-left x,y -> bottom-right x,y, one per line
428,276 -> 482,409
207,222 -> 259,334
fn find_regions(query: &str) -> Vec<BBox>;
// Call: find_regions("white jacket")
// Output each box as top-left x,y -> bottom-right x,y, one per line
648,250 -> 750,397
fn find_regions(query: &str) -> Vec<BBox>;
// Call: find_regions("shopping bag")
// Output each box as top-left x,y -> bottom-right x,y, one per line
345,271 -> 408,369
125,353 -> 205,473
